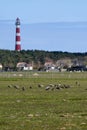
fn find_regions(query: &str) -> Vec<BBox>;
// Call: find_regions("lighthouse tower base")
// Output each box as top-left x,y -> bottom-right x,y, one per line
15,44 -> 21,51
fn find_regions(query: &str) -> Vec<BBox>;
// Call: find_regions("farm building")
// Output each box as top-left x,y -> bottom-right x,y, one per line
44,61 -> 56,71
0,64 -> 3,70
16,62 -> 33,71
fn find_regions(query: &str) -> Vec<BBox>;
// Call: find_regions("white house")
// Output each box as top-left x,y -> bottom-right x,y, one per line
44,61 -> 55,71
17,62 -> 33,71
0,64 -> 3,70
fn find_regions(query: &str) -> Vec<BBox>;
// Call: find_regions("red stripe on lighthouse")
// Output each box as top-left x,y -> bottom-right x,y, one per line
16,36 -> 21,41
16,28 -> 20,33
15,44 -> 21,51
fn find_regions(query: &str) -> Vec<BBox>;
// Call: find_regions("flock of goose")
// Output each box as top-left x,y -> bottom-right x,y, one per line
7,82 -> 72,92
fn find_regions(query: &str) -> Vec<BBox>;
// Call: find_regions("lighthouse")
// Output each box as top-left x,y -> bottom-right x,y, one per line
15,17 -> 21,51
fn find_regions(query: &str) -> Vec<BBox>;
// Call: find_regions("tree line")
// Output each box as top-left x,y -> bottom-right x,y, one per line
0,49 -> 87,70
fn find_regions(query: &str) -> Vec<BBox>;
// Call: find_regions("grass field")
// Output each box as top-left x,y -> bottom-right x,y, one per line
0,71 -> 87,130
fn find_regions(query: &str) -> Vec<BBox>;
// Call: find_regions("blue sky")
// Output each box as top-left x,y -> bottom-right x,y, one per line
0,0 -> 87,23
0,0 -> 87,52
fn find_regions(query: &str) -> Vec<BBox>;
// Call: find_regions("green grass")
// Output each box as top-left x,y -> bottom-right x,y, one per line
0,72 -> 87,130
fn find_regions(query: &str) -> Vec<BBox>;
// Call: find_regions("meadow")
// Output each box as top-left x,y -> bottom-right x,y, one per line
0,71 -> 87,130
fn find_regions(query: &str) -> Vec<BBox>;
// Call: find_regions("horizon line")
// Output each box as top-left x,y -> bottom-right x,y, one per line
0,19 -> 87,24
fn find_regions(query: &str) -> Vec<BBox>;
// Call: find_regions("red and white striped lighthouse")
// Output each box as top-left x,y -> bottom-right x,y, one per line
15,17 -> 21,51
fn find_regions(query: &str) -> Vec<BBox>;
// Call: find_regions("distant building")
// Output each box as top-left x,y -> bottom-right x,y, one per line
16,62 -> 33,71
0,64 -> 3,70
44,61 -> 55,71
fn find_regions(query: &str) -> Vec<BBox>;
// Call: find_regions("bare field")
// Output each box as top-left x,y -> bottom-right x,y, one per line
0,71 -> 87,130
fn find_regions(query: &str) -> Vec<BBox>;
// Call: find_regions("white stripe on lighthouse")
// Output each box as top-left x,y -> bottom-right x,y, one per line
16,41 -> 21,45
16,33 -> 20,36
